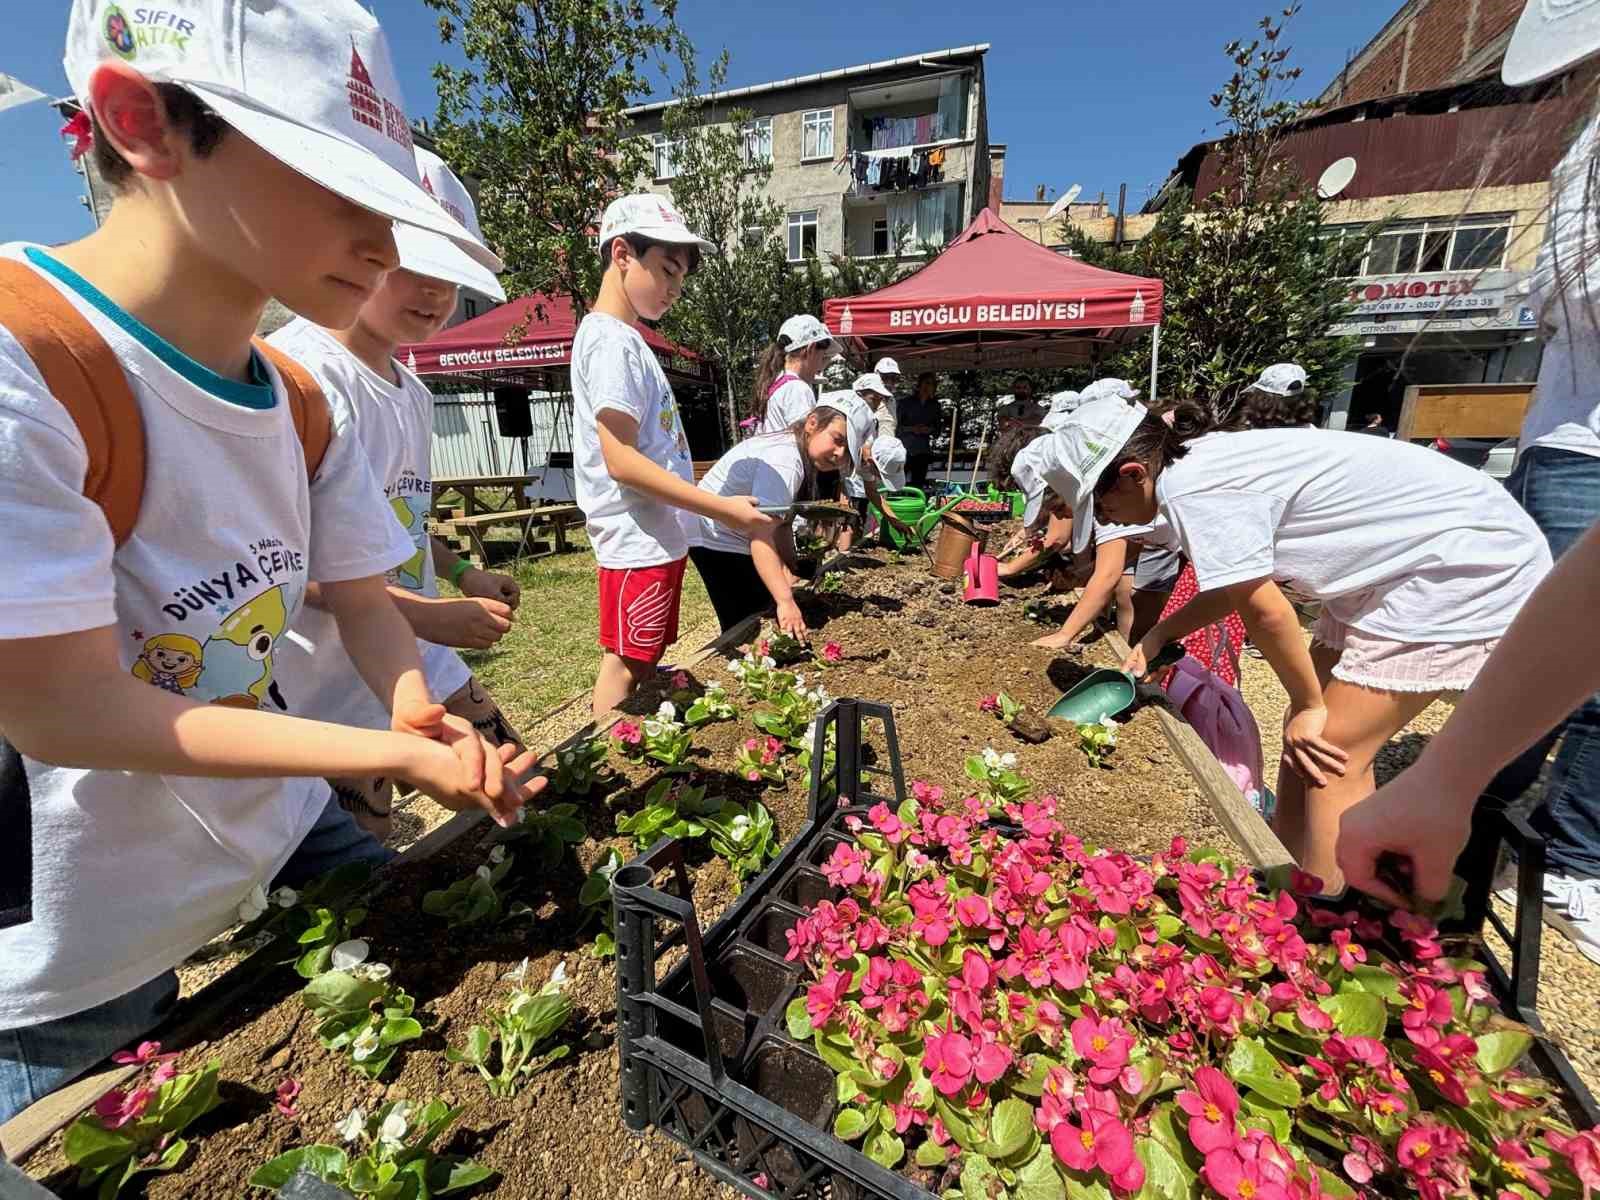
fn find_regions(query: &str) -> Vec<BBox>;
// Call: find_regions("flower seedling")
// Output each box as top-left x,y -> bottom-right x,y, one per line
502,803 -> 586,869
753,678 -> 829,749
614,779 -> 722,850
815,572 -> 845,595
578,848 -> 624,958
1078,716 -> 1119,768
683,679 -> 736,727
702,800 -> 779,883
978,692 -> 1023,725
964,746 -> 1030,810
64,1044 -> 221,1199
445,963 -> 574,1097
300,960 -> 422,1080
818,640 -> 844,666
624,701 -> 694,772
762,628 -> 811,666
248,1099 -> 494,1198
735,735 -> 786,785
727,648 -> 796,703
551,736 -> 608,795
421,847 -> 515,927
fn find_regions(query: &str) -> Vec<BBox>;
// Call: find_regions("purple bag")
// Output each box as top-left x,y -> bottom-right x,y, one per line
1163,625 -> 1270,815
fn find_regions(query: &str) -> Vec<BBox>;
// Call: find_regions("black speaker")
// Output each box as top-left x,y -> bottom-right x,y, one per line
493,386 -> 533,438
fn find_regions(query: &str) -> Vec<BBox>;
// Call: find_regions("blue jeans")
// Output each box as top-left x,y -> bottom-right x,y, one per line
1490,447 -> 1600,879
0,794 -> 392,1123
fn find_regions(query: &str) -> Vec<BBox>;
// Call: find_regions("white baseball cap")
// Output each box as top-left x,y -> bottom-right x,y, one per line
1248,363 -> 1308,397
393,148 -> 506,301
1011,397 -> 1149,551
1504,0 -> 1600,85
65,0 -> 502,272
874,356 -> 901,376
1040,390 -> 1082,431
854,373 -> 893,399
598,193 -> 714,254
779,314 -> 834,353
1079,378 -> 1140,404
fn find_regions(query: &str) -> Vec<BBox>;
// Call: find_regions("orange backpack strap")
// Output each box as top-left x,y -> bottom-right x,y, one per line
0,258 -> 146,547
255,338 -> 333,480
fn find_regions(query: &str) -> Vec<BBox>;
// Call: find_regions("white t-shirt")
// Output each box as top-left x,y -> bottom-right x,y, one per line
1520,109 -> 1600,459
266,319 -> 472,729
0,244 -> 411,1027
571,312 -> 693,568
875,397 -> 899,440
760,375 -> 816,434
688,433 -> 807,555
1156,428 -> 1551,643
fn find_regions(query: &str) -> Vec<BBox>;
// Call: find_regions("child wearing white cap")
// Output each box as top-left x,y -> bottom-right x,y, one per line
269,147 -> 528,839
751,314 -> 835,435
0,0 -> 538,1120
824,375 -> 914,551
872,356 -> 902,438
1015,397 -> 1550,894
576,194 -> 777,718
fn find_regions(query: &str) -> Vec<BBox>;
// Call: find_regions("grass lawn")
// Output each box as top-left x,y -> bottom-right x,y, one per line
441,531 -> 714,729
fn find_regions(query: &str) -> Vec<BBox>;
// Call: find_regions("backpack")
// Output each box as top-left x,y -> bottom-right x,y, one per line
0,259 -> 334,931
1163,623 -> 1273,817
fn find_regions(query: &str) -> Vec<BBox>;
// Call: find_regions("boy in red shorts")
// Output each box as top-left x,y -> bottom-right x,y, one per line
573,195 -> 777,717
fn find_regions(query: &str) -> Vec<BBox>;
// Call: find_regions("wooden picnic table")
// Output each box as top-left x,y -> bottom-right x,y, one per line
431,474 -> 538,519
436,503 -> 583,568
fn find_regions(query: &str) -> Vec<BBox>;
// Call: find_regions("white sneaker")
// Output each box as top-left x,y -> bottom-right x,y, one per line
1542,871 -> 1580,913
1493,860 -> 1520,908
1555,876 -> 1600,966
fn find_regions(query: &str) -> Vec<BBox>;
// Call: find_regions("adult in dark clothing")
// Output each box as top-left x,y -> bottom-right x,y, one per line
898,371 -> 941,487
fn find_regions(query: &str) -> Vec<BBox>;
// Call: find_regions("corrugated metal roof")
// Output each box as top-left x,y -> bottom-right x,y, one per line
624,44 -> 989,116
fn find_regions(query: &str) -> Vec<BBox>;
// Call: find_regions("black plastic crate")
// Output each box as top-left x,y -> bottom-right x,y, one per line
612,699 -> 1597,1200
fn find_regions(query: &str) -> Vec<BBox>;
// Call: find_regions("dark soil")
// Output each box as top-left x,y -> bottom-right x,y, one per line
22,544 -> 1238,1200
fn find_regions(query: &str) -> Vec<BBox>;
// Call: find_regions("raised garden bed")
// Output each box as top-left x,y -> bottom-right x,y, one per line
12,546 -> 1593,1200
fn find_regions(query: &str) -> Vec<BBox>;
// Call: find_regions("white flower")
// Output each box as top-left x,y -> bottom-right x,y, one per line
1099,716 -> 1120,731
352,961 -> 391,982
729,660 -> 747,679
502,956 -> 530,984
237,884 -> 269,924
488,845 -> 507,865
378,1102 -> 411,1147
656,700 -> 676,722
705,681 -> 726,699
1000,752 -> 1018,769
336,1107 -> 367,1143
981,746 -> 1002,769
793,673 -> 806,690
802,720 -> 819,747
351,1025 -> 381,1062
270,886 -> 299,908
476,865 -> 492,882
511,806 -> 527,826
761,656 -> 777,669
731,813 -> 751,834
331,939 -> 370,971
542,961 -> 570,995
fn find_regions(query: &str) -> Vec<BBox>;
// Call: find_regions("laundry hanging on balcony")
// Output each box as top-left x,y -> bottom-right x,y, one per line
849,146 -> 945,193
866,112 -> 947,150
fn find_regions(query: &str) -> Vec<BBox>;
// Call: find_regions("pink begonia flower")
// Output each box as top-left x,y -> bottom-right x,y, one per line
612,720 -> 642,746
1324,1034 -> 1388,1070
1329,928 -> 1367,972
977,693 -> 999,714
1203,1147 -> 1291,1200
1460,970 -> 1493,1006
907,880 -> 952,946
1050,1111 -> 1142,1193
1397,1120 -> 1468,1176
1401,979 -> 1453,1042
1177,1066 -> 1241,1154
671,671 -> 691,689
910,780 -> 943,805
1196,985 -> 1246,1036
821,843 -> 867,889
274,1077 -> 301,1119
971,1030 -> 1013,1086
1071,1012 -> 1134,1086
954,892 -> 990,928
924,1025 -> 974,1097
1547,1129 -> 1600,1199
93,1085 -> 153,1130
867,803 -> 906,844
1287,868 -> 1324,895
1494,1139 -> 1553,1198
111,1040 -> 178,1067
1295,997 -> 1333,1033
1412,1047 -> 1472,1106
822,642 -> 843,663
948,950 -> 991,1032
805,968 -> 851,1028
1343,1135 -> 1388,1185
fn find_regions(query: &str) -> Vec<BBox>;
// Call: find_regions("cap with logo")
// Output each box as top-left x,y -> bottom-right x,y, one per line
597,192 -> 715,254
65,0 -> 501,271
1040,390 -> 1082,432
854,373 -> 893,399
1248,363 -> 1308,397
874,356 -> 901,377
1504,0 -> 1600,85
1078,378 -> 1140,404
1011,397 -> 1148,552
393,147 -> 506,301
779,314 -> 834,353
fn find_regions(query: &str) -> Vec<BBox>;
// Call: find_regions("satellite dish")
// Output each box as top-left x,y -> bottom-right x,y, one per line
1317,157 -> 1357,200
1045,184 -> 1083,221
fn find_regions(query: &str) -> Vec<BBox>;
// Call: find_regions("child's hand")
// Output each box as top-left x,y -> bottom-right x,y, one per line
460,567 -> 522,611
1121,636 -> 1156,679
1281,703 -> 1349,787
1337,762 -> 1471,907
720,495 -> 781,539
1032,630 -> 1082,653
399,736 -> 541,828
776,600 -> 808,640
413,596 -> 514,650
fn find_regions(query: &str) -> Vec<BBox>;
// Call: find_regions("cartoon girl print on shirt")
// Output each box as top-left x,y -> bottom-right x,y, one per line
131,633 -> 204,694
131,582 -> 298,711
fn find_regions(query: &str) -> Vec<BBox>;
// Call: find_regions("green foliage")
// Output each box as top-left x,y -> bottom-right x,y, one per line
421,848 -> 516,927
964,748 -> 1030,810
552,737 -> 609,796
502,803 -> 587,869
301,971 -> 423,1081
64,1061 -> 221,1199
445,968 -> 574,1097
1077,717 -> 1120,769
249,1099 -> 494,1198
701,800 -> 778,882
615,778 -> 723,849
578,848 -> 625,958
425,0 -> 689,309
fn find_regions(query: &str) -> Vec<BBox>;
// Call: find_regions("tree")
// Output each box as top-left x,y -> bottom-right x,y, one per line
424,0 -> 688,313
1066,6 -> 1368,404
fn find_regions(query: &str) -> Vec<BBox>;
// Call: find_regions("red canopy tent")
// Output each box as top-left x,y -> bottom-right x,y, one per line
399,293 -> 711,391
822,208 -> 1164,381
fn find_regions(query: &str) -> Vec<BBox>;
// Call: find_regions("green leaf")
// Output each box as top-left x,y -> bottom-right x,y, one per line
1135,1137 -> 1187,1200
833,1108 -> 869,1141
960,1154 -> 1002,1200
382,1017 -> 424,1046
1344,965 -> 1402,1002
987,1098 -> 1034,1159
933,1094 -> 983,1154
348,1154 -> 383,1192
1240,1096 -> 1292,1143
785,996 -> 813,1040
916,1138 -> 951,1168
1013,1146 -> 1065,1200
1475,1030 -> 1534,1076
1225,1037 -> 1302,1108
248,1146 -> 348,1190
1320,991 -> 1387,1039
427,1156 -> 498,1195
1315,1167 -> 1357,1199
863,1128 -> 905,1169
62,1118 -> 138,1171
302,970 -> 386,1017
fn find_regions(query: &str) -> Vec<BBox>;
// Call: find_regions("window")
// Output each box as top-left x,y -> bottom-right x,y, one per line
742,116 -> 772,165
463,297 -> 479,320
788,210 -> 819,261
872,218 -> 889,257
652,133 -> 680,180
1326,216 -> 1514,277
801,109 -> 834,161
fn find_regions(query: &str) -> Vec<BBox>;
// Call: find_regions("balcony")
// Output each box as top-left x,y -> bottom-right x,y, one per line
845,183 -> 966,257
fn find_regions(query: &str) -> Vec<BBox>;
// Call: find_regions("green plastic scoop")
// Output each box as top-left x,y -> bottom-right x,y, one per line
1047,645 -> 1186,723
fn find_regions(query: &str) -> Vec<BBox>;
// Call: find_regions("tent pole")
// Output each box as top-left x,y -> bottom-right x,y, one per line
1150,324 -> 1161,403
945,398 -> 960,484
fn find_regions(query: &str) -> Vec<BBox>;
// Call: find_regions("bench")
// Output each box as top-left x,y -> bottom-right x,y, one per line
435,504 -> 582,567
692,459 -> 717,482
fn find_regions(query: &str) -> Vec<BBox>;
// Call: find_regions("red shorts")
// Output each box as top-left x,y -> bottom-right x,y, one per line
597,559 -> 687,665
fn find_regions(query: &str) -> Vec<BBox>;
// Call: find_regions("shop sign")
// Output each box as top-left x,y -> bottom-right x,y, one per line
1345,270 -> 1519,316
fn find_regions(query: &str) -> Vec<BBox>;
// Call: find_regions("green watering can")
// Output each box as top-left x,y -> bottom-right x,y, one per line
882,488 -> 969,550
1047,644 -> 1186,723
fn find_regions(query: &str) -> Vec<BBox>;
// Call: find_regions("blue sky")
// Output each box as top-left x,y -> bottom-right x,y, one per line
2,0 -> 1401,246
